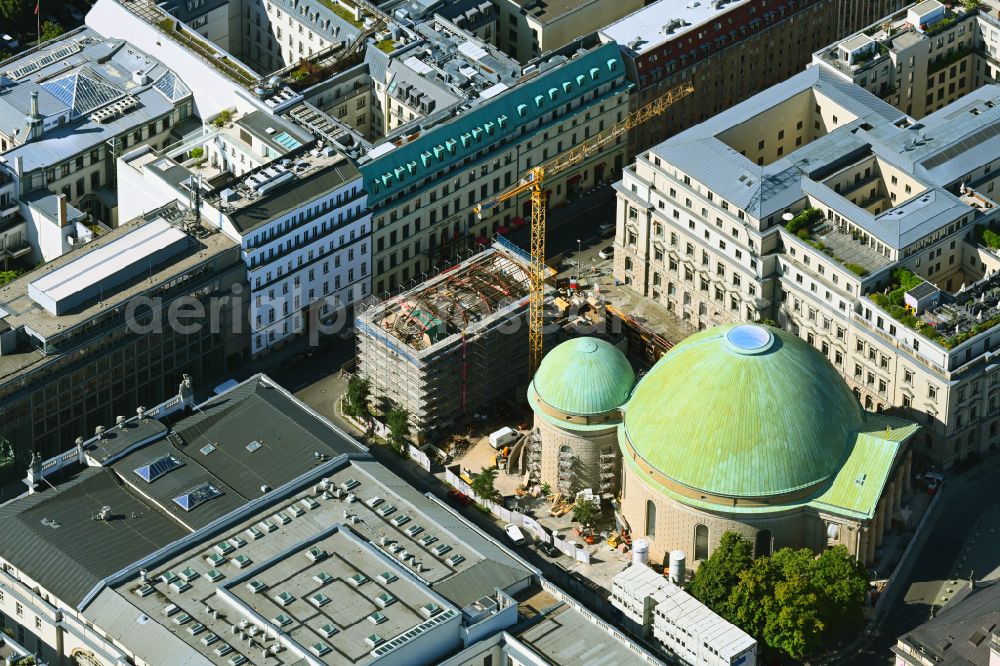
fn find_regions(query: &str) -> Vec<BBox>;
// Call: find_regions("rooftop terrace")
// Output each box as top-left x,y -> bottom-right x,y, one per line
868,268 -> 1000,350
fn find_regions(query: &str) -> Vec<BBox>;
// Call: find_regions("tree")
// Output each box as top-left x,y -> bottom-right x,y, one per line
732,546 -> 866,660
760,548 -> 825,660
344,375 -> 371,419
385,405 -> 409,455
40,21 -> 63,43
692,536 -> 868,661
571,497 -> 598,527
0,0 -> 26,22
810,545 -> 868,635
0,271 -> 19,288
469,466 -> 499,502
688,531 -> 753,621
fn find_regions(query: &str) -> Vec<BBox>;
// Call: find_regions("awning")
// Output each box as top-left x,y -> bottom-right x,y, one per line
475,236 -> 488,245
511,216 -> 527,228
497,226 -> 508,235
567,174 -> 582,185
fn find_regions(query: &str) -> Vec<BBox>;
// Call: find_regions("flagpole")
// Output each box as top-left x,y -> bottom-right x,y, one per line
36,0 -> 40,44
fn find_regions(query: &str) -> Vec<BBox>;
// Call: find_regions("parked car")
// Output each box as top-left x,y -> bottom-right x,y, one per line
924,471 -> 944,495
447,488 -> 474,506
537,541 -> 560,558
598,246 -> 614,260
598,222 -> 615,235
504,523 -> 526,546
1,34 -> 19,51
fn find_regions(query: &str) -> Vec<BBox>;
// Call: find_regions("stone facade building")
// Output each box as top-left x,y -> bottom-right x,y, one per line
527,337 -> 634,497
613,65 -> 1000,469
617,324 -> 917,568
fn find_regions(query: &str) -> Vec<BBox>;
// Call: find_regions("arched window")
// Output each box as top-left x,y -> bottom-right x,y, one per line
645,500 -> 656,537
694,524 -> 709,560
755,529 -> 772,558
72,651 -> 104,666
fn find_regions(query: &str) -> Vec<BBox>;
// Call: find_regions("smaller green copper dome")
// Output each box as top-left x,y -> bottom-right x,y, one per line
531,337 -> 635,415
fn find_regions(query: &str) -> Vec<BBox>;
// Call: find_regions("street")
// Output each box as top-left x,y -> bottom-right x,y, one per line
851,458 -> 1000,663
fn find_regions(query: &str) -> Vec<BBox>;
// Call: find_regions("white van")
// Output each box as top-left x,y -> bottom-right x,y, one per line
504,524 -> 526,546
489,427 -> 519,449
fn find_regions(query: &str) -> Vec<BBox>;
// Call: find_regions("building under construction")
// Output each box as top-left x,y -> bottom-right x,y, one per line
356,239 -> 533,438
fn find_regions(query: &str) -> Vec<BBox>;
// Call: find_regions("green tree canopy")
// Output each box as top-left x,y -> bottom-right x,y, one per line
40,21 -> 63,43
570,497 -> 598,527
689,533 -> 868,661
469,466 -> 498,502
688,531 -> 753,620
0,271 -> 19,288
344,375 -> 371,418
0,0 -> 27,22
385,404 -> 409,454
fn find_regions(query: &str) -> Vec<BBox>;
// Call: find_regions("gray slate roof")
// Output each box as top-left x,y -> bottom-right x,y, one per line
0,467 -> 188,608
1,28 -> 190,173
650,65 -> 1000,251
226,159 -> 359,233
896,581 -> 1000,665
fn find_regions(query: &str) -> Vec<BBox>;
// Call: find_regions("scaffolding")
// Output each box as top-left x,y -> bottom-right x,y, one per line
356,242 -> 534,438
526,430 -> 542,483
599,450 -> 618,497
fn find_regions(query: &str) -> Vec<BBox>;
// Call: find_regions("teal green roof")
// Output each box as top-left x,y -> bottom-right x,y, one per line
810,413 -> 918,519
359,43 -> 628,207
531,337 -> 634,415
622,324 -> 868,498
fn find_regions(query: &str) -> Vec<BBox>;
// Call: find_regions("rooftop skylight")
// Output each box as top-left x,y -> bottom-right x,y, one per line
133,454 -> 184,483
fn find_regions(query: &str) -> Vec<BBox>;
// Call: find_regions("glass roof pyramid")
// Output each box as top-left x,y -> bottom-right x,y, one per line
173,483 -> 223,511
153,71 -> 190,102
40,67 -> 125,118
134,454 -> 185,483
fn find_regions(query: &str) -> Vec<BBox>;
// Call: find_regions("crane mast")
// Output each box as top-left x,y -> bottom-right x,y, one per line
474,81 -> 694,377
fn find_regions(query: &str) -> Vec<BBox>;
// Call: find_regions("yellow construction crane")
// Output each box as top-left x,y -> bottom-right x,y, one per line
473,81 -> 694,376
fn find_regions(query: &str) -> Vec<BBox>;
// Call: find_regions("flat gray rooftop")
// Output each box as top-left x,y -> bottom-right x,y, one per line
107,459 -> 530,665
28,218 -> 188,315
0,204 -> 237,341
513,601 -> 657,665
600,0 -> 754,55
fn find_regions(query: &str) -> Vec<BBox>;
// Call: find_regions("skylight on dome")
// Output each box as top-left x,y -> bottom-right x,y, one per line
134,454 -> 185,483
173,483 -> 222,511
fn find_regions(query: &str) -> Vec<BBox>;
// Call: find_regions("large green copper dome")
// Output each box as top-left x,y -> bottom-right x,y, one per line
621,324 -> 866,499
531,337 -> 635,415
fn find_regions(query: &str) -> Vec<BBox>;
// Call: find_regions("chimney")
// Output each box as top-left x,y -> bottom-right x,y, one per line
57,193 -> 68,227
27,91 -> 43,140
14,155 -> 22,177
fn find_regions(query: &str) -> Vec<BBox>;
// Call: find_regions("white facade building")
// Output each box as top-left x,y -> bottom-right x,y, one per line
118,137 -> 371,357
612,564 -> 757,666
226,151 -> 370,356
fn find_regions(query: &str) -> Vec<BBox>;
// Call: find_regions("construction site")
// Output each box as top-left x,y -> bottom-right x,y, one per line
355,239 -> 536,439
